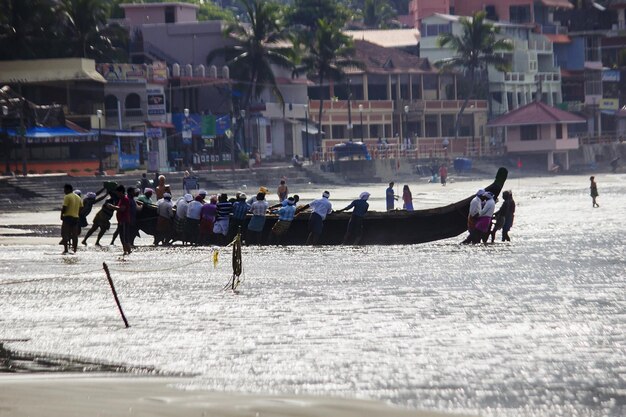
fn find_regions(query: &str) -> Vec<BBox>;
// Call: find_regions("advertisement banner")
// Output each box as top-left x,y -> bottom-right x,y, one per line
599,98 -> 619,111
97,64 -> 147,82
149,61 -> 168,84
602,70 -> 620,82
201,115 -> 216,138
146,86 -> 166,121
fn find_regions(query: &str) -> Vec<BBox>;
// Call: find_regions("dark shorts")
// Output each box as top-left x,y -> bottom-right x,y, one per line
271,220 -> 291,236
61,217 -> 79,239
308,213 -> 324,236
94,211 -> 111,231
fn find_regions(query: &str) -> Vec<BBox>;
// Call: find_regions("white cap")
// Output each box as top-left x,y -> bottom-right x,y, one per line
198,189 -> 207,196
359,192 -> 370,200
184,194 -> 193,202
476,189 -> 485,196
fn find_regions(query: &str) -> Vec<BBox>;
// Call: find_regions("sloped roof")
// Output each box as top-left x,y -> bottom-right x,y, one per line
344,29 -> 420,48
487,101 -> 586,127
0,59 -> 106,84
545,34 -> 571,44
347,40 -> 434,75
540,0 -> 574,9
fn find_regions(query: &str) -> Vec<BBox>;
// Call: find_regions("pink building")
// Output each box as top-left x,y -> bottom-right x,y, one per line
487,101 -> 585,170
408,0 -> 449,28
410,0 -> 573,27
121,2 -> 199,27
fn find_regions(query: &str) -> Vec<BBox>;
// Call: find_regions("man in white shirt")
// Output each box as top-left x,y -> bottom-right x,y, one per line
475,191 -> 495,243
185,193 -> 204,245
462,189 -> 485,244
174,194 -> 192,243
306,191 -> 333,245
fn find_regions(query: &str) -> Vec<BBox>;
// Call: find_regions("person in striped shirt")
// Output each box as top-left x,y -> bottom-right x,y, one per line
213,193 -> 233,244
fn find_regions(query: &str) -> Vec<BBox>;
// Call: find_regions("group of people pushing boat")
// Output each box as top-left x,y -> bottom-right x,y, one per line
462,188 -> 516,244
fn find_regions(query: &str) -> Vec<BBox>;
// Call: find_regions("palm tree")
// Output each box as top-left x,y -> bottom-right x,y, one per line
436,11 -> 512,140
363,0 -> 397,29
207,0 -> 294,110
296,19 -> 363,150
60,0 -> 127,61
0,0 -> 62,60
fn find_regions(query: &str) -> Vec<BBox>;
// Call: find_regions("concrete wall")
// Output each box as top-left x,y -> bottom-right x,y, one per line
505,124 -> 579,152
141,21 -> 231,67
124,4 -> 198,26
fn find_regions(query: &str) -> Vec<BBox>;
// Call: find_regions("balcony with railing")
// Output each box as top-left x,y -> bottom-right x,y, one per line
314,136 -> 503,162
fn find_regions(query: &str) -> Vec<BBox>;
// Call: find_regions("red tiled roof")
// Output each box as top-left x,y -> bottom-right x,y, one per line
544,34 -> 571,44
348,40 -> 434,75
487,101 -> 586,127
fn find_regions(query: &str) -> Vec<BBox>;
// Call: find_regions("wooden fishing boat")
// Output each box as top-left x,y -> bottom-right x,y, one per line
136,167 -> 508,245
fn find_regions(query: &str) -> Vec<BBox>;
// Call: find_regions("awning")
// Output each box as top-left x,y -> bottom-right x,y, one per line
0,58 -> 106,84
98,129 -> 145,137
301,125 -> 323,135
540,0 -> 574,9
8,126 -> 95,138
545,34 -> 571,44
7,126 -> 97,144
592,1 -> 606,11
147,121 -> 175,129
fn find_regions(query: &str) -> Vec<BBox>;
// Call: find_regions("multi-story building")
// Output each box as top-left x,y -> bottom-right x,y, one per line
420,14 -> 563,116
308,39 -> 489,159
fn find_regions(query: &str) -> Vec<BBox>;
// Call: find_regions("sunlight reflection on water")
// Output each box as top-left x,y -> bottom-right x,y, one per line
1,173 -> 625,417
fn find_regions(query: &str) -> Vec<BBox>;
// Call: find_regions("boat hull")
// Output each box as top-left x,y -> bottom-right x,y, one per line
136,167 -> 508,245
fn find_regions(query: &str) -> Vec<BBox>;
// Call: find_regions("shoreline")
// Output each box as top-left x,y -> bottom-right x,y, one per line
0,374 -> 475,417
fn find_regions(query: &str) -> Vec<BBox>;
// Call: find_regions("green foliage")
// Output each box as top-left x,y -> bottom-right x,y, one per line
435,11 -> 513,138
363,0 -> 398,29
0,0 -> 128,61
207,0 -> 294,109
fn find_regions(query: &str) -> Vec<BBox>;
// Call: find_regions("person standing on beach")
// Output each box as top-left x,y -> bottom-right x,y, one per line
139,173 -> 151,194
386,182 -> 397,211
155,175 -> 167,200
590,176 -> 599,207
306,191 -> 333,245
82,190 -> 118,246
439,164 -> 448,186
61,183 -> 83,254
110,185 -> 132,255
402,185 -> 413,211
277,179 -> 288,202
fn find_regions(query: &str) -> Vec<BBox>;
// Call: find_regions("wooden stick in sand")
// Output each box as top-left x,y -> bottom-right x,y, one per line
102,262 -> 130,328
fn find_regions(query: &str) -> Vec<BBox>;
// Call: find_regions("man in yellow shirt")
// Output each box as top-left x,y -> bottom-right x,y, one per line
61,183 -> 83,254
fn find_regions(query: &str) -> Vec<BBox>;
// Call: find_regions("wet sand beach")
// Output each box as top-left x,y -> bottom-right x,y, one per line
1,173 -> 625,417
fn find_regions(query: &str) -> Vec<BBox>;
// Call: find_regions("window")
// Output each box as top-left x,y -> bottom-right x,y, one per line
556,124 -> 562,139
104,95 -> 118,117
125,93 -> 142,117
510,5 -> 531,24
165,6 -> 175,24
424,23 -> 450,37
520,125 -> 538,141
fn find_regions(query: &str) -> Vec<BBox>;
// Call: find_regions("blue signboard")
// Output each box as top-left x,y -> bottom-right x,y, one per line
216,115 -> 231,135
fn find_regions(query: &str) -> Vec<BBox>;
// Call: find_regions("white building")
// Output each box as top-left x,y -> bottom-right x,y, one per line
420,13 -> 563,116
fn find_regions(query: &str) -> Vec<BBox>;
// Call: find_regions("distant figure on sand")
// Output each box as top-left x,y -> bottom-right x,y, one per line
590,176 -> 599,207
386,182 -> 397,211
439,164 -> 448,186
402,185 -> 413,211
277,179 -> 288,202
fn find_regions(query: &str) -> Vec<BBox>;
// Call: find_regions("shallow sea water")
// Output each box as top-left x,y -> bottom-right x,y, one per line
1,173 -> 625,417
